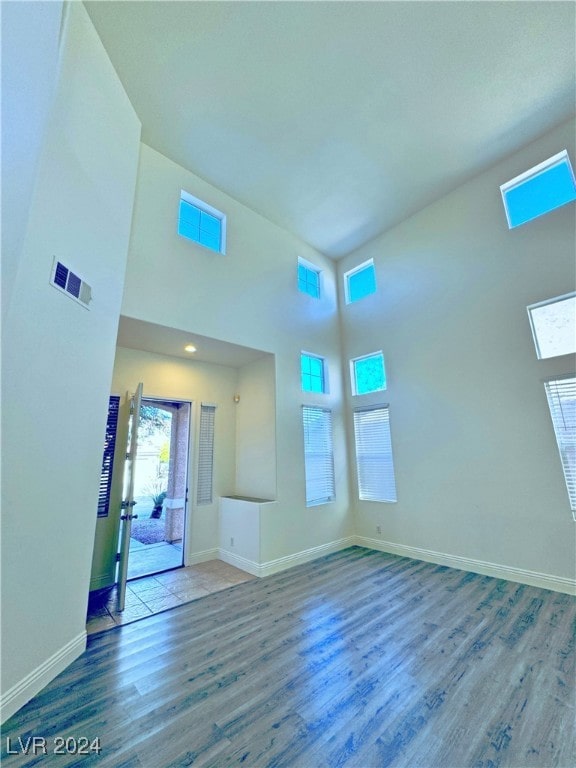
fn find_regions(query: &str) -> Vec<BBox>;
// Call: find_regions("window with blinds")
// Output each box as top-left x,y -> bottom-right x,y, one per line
353,405 -> 397,502
544,377 -> 576,513
97,395 -> 120,517
302,405 -> 335,506
197,404 -> 216,505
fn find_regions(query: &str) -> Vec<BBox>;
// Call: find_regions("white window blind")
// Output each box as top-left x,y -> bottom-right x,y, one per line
302,406 -> 335,506
544,377 -> 576,513
197,404 -> 216,505
353,405 -> 397,502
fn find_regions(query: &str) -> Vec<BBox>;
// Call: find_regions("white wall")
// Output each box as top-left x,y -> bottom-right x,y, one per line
1,0 -> 64,323
235,355 -> 277,500
339,118 -> 576,584
121,143 -> 352,564
1,3 -> 141,722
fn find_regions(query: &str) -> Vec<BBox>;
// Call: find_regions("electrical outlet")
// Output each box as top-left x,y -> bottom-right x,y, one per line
376,525 -> 381,535
230,537 -> 234,547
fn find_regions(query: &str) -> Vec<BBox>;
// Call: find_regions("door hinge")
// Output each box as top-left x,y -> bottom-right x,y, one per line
116,553 -> 121,562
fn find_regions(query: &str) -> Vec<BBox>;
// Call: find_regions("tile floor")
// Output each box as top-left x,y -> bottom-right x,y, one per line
127,539 -> 183,580
86,560 -> 256,635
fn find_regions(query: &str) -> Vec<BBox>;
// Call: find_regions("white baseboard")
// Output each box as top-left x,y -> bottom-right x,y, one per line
355,535 -> 576,595
1,631 -> 86,725
186,547 -> 219,566
219,536 -> 355,578
218,549 -> 261,576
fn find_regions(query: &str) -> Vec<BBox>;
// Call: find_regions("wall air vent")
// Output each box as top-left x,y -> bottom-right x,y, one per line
50,258 -> 92,309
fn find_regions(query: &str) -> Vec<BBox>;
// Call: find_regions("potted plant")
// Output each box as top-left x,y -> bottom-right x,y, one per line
150,489 -> 166,519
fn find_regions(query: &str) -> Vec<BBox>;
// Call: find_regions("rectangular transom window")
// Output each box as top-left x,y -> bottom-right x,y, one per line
301,353 -> 326,393
544,377 -> 576,514
500,150 -> 576,228
353,405 -> 397,502
178,190 -> 226,253
527,293 -> 576,360
298,258 -> 321,298
351,352 -> 386,395
344,259 -> 376,304
302,405 -> 335,506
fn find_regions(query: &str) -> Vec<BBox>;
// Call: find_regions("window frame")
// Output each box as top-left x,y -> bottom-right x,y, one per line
350,351 -> 387,396
353,404 -> 397,503
178,189 -> 227,254
527,292 -> 576,360
302,405 -> 336,507
298,257 -> 321,299
500,149 -> 576,229
344,259 -> 377,304
301,352 -> 328,394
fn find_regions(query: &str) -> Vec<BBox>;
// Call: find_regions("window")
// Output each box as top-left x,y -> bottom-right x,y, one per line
97,395 -> 120,517
302,406 -> 335,506
500,150 -> 576,228
301,353 -> 326,393
344,259 -> 376,304
197,404 -> 216,505
178,190 -> 226,253
527,293 -> 576,360
353,405 -> 397,502
298,258 -> 321,298
351,352 -> 386,395
544,377 -> 576,514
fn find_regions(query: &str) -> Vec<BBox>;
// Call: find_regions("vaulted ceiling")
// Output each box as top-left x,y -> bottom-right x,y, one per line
85,1 -> 575,259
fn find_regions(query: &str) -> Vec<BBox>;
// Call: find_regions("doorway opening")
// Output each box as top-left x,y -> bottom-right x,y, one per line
126,398 -> 191,580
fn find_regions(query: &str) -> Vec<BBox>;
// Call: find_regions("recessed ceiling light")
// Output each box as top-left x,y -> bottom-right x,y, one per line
184,344 -> 197,353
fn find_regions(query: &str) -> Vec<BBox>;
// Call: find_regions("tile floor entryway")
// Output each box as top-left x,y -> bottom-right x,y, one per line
86,560 -> 255,635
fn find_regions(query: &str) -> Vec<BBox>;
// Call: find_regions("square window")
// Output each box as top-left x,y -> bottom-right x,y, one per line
301,353 -> 326,393
351,352 -> 386,395
298,258 -> 321,298
500,149 -> 576,228
344,259 -> 376,304
527,293 -> 576,360
178,191 -> 226,253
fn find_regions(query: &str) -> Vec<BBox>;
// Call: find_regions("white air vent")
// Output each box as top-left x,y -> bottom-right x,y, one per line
50,258 -> 92,309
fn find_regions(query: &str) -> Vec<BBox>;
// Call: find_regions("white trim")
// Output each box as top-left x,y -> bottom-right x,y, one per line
350,350 -> 386,396
219,536 -> 355,579
0,631 -> 86,725
501,149 -> 572,193
297,256 -> 322,298
354,536 -> 576,595
500,149 -> 576,229
185,547 -> 219,567
526,292 -> 576,360
343,258 -> 376,304
179,189 -> 227,254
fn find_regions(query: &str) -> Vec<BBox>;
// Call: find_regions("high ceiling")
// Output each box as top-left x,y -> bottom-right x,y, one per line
85,1 -> 575,259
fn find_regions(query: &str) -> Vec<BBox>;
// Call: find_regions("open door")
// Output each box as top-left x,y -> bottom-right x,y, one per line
116,382 -> 143,612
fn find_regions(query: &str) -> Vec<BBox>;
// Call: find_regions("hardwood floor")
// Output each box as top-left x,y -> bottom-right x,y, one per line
2,547 -> 574,767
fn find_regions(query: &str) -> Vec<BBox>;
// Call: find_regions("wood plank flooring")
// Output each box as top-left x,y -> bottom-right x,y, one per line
2,547 -> 575,768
